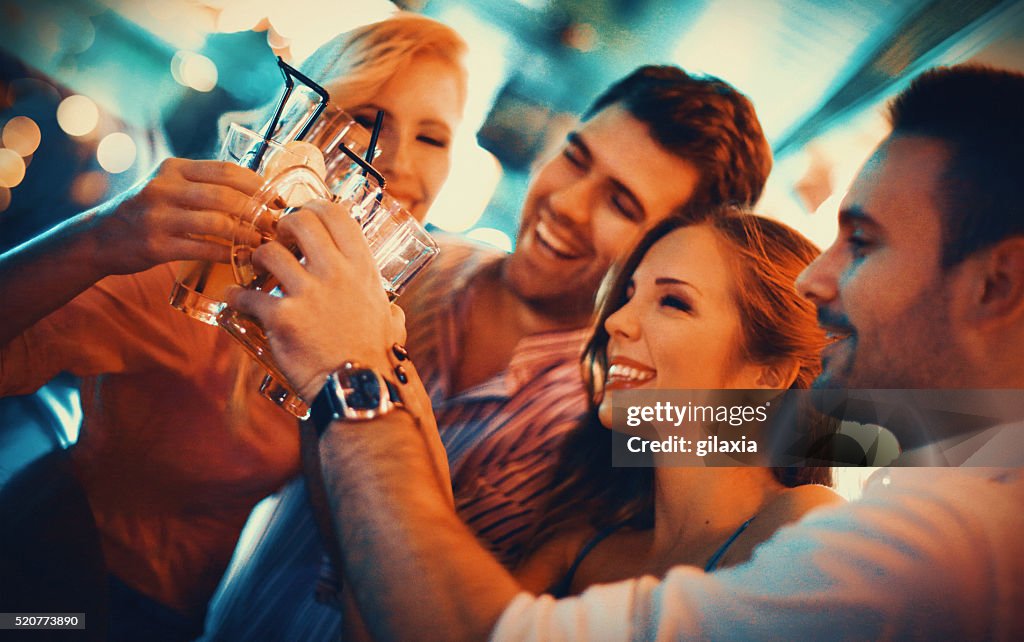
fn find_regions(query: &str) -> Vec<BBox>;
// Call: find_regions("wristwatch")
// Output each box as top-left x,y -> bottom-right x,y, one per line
309,361 -> 404,436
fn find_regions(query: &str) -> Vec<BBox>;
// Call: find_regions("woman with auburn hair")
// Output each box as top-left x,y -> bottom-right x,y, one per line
512,211 -> 843,596
0,11 -> 468,641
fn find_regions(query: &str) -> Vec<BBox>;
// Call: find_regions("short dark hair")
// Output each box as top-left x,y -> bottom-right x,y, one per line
585,65 -> 773,208
888,64 -> 1024,267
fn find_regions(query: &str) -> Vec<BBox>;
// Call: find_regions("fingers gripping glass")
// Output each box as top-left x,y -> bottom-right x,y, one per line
217,170 -> 438,419
169,123 -> 314,325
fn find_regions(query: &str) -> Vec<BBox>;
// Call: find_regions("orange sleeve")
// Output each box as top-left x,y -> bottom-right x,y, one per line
0,263 -> 202,395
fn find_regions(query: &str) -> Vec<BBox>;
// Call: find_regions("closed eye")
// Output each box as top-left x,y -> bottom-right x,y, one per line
611,192 -> 642,222
660,294 -> 691,312
563,145 -> 586,168
418,134 -> 449,148
847,229 -> 873,259
353,111 -> 380,130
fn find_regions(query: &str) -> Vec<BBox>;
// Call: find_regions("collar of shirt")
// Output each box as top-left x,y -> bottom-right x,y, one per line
423,249 -> 590,404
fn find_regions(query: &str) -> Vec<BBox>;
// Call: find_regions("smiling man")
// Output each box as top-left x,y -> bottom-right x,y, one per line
370,67 -> 771,564
202,65 -> 773,640
232,64 -> 1024,640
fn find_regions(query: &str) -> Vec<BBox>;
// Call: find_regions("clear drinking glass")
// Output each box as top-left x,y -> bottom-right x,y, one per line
168,123 -> 314,325
217,166 -> 439,418
169,113 -> 376,325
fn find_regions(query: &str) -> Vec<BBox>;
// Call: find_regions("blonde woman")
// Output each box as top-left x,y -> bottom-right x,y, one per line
0,12 -> 468,641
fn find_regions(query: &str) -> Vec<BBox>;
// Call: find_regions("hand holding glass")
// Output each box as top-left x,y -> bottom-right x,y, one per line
169,113 -> 376,325
217,166 -> 439,418
168,123 -> 315,324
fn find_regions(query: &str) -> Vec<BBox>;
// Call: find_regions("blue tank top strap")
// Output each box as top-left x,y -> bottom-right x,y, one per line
546,523 -> 624,598
704,516 -> 756,572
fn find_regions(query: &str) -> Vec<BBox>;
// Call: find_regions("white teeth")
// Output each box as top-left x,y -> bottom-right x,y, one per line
535,220 -> 583,259
607,363 -> 655,383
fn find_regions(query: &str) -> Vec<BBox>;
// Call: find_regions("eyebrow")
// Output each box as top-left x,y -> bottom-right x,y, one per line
419,119 -> 452,135
567,132 -> 647,220
654,277 -> 701,295
838,206 -> 881,230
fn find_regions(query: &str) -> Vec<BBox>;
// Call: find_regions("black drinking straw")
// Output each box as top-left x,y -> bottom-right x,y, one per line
366,109 -> 384,165
252,57 -> 330,168
252,58 -> 388,190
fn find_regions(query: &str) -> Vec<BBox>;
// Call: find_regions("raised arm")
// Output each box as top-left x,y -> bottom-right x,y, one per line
0,158 -> 261,346
226,199 -> 522,640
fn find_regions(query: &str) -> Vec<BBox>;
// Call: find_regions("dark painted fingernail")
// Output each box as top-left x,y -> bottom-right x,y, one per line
392,343 -> 409,361
394,365 -> 408,384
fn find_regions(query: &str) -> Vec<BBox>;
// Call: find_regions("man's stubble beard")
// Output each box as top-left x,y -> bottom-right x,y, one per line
499,256 -> 602,326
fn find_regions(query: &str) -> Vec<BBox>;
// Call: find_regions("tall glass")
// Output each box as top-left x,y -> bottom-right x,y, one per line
169,113 -> 376,325
168,123 -> 314,325
217,166 -> 439,418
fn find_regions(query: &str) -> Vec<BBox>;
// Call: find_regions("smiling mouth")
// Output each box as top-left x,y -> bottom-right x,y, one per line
534,219 -> 586,260
606,362 -> 656,388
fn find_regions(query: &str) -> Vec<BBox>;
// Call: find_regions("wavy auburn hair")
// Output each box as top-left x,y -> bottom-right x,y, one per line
524,208 -> 834,554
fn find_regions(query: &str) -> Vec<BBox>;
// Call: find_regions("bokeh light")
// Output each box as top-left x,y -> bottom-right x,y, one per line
56,95 -> 99,137
66,16 -> 97,54
0,186 -> 11,213
172,51 -> 218,92
3,116 -> 42,156
467,227 -> 513,252
0,149 -> 27,188
96,133 -> 137,173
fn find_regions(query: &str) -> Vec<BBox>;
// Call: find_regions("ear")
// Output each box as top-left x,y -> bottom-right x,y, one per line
969,237 -> 1024,326
753,358 -> 801,390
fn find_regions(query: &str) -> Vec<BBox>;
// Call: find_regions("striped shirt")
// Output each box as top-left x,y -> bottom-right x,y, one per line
200,236 -> 590,640
408,237 -> 591,563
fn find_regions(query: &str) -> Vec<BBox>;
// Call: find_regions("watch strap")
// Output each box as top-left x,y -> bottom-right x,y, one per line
309,363 -> 403,437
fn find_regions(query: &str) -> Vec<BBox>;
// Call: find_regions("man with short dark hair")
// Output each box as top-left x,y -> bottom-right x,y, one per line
203,65 -> 774,640
238,64 -> 1024,640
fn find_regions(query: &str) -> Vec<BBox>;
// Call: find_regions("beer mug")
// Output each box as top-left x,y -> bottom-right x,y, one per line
217,165 -> 439,418
169,112 -> 376,325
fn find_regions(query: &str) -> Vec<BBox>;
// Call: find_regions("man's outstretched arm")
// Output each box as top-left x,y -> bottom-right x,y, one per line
319,411 -> 521,642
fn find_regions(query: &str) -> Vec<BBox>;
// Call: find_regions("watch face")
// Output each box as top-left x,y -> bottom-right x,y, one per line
342,369 -> 384,411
